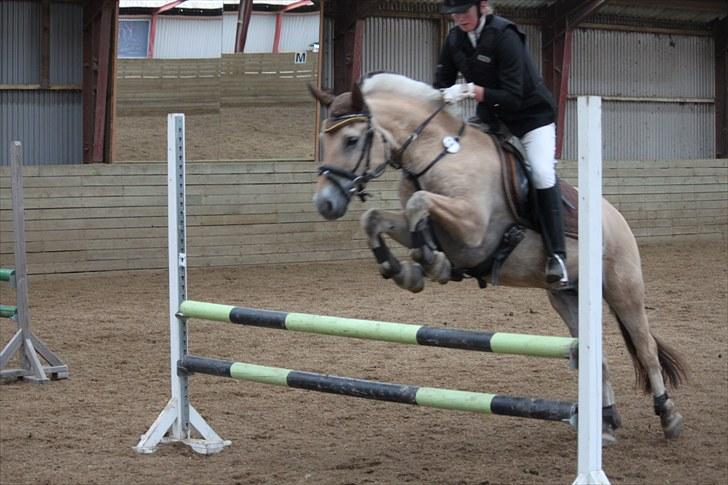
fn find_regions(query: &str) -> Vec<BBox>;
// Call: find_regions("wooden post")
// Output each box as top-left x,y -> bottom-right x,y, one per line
0,142 -> 69,382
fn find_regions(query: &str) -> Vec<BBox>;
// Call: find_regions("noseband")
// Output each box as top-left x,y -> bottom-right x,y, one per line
318,103 -> 450,202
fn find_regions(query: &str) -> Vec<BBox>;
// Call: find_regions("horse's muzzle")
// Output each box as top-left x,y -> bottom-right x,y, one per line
314,182 -> 350,220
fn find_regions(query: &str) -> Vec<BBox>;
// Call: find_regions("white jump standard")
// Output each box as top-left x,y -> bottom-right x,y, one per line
136,112 -> 609,484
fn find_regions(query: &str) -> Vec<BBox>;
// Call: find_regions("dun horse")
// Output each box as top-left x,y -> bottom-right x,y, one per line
309,72 -> 686,442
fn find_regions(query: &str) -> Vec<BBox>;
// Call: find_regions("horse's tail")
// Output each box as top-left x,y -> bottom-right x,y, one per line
610,307 -> 688,394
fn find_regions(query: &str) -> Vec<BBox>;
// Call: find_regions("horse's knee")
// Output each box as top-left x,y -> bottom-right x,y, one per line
405,191 -> 430,230
360,208 -> 381,237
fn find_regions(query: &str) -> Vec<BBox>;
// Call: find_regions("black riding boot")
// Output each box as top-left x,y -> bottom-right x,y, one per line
536,185 -> 569,288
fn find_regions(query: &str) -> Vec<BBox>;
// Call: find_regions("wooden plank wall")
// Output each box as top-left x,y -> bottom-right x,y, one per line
221,52 -> 318,106
116,53 -> 318,116
116,59 -> 221,115
0,159 -> 725,275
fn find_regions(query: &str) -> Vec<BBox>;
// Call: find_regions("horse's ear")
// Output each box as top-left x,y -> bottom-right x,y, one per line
308,83 -> 334,106
351,81 -> 365,113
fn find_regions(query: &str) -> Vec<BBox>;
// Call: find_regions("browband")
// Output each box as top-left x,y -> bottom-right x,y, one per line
323,114 -> 370,133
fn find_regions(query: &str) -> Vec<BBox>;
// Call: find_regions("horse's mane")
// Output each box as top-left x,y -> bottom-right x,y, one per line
360,72 -> 444,108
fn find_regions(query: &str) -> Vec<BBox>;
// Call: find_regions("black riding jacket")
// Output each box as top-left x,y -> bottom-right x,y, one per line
435,15 -> 556,137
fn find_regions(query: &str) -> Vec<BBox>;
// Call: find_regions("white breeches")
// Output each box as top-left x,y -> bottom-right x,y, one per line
520,123 -> 557,189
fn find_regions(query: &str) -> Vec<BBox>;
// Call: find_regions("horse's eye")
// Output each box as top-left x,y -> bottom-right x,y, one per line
344,136 -> 359,149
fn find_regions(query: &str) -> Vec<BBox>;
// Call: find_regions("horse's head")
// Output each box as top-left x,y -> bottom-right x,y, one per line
310,73 -> 455,220
309,82 -> 382,220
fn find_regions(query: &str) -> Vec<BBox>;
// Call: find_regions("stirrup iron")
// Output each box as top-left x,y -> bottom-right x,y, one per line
546,254 -> 569,288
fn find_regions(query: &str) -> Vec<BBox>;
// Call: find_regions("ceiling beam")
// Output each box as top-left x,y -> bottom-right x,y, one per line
608,0 -> 728,13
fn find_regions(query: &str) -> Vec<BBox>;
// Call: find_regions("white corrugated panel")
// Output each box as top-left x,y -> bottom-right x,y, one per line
222,12 -> 236,53
50,2 -> 83,84
1,1 -> 41,84
278,13 -> 319,53
363,17 -> 439,84
222,12 -> 317,53
243,13 -> 276,53
570,29 -> 714,98
154,17 -> 223,58
1,91 -> 83,165
562,99 -> 715,161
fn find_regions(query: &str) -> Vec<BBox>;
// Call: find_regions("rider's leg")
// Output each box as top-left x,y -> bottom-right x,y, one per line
520,123 -> 569,288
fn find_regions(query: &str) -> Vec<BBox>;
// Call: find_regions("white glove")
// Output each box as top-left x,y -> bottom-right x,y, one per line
441,82 -> 476,104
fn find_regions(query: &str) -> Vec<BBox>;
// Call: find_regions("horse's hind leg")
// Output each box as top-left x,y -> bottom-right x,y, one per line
360,208 -> 425,292
547,290 -> 622,444
603,251 -> 686,439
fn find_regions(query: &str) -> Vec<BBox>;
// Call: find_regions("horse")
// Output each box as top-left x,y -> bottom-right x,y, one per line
308,72 -> 686,442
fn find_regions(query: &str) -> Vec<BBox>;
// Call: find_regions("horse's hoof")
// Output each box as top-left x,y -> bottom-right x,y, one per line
427,251 -> 451,284
602,432 -> 618,446
602,424 -> 618,446
379,261 -> 396,279
661,410 -> 684,439
393,262 -> 424,293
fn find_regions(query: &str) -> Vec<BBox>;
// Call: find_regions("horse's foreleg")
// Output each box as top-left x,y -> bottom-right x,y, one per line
547,290 -> 621,444
404,192 -> 485,283
360,208 -> 425,293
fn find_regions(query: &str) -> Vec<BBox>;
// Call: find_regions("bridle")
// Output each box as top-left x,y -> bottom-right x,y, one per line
318,102 -> 460,202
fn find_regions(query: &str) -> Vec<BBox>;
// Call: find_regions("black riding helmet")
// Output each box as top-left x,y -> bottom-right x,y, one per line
440,0 -> 482,14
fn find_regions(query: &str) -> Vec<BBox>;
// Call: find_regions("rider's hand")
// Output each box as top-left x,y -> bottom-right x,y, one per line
441,82 -> 476,104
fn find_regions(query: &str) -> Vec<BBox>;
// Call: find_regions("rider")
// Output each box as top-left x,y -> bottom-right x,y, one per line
435,0 -> 569,289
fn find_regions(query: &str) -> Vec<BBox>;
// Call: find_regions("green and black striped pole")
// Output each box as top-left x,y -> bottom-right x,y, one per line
179,300 -> 577,360
181,355 -> 576,423
0,268 -> 15,283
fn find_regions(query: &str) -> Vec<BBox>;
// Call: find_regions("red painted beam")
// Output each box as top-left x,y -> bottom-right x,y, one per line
234,0 -> 253,53
715,16 -> 727,158
351,18 -> 364,85
92,2 -> 113,162
273,1 -> 313,53
148,0 -> 186,58
542,0 -> 609,158
282,0 -> 313,12
273,12 -> 283,53
555,30 -> 572,159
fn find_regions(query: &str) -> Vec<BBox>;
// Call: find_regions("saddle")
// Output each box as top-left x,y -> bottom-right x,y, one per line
494,136 -> 579,239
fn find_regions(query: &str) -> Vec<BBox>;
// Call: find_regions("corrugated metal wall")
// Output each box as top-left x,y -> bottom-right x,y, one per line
570,29 -> 713,98
1,1 -> 41,84
432,22 -> 714,161
154,17 -> 223,58
221,12 -> 318,54
1,1 -> 83,166
362,17 -> 440,84
1,91 -> 83,165
50,2 -> 83,84
222,12 -> 275,53
278,13 -> 320,52
562,28 -> 715,160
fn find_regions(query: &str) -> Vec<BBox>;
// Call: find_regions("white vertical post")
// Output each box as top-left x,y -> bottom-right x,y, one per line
168,113 -> 190,439
135,114 -> 229,454
573,97 -> 610,485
